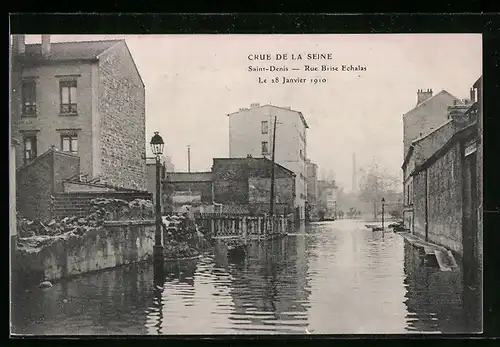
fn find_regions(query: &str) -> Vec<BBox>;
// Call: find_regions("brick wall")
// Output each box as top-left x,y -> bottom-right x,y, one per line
52,191 -> 152,219
98,41 -> 146,191
17,149 -> 80,221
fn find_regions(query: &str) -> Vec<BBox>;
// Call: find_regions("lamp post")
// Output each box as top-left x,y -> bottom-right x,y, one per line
150,131 -> 165,283
381,197 -> 386,230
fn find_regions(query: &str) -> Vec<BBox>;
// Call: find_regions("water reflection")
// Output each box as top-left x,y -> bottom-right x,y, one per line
226,236 -> 312,334
11,220 -> 479,335
12,262 -> 154,335
402,240 -> 481,333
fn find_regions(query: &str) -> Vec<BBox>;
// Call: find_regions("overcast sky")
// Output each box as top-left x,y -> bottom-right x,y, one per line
25,34 -> 482,191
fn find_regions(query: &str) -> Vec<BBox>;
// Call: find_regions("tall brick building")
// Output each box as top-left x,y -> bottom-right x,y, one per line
10,35 -> 147,191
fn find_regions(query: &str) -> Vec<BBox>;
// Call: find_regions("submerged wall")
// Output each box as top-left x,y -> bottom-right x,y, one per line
15,220 -> 155,284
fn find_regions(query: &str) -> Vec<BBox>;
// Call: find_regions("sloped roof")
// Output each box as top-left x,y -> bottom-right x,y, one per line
474,75 -> 482,88
22,40 -> 122,61
228,104 -> 309,129
403,90 -> 459,117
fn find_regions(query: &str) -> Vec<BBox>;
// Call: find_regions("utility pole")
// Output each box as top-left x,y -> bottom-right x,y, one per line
270,115 -> 277,217
187,145 -> 191,173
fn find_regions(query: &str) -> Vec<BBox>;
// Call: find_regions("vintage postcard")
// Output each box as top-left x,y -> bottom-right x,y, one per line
10,33 -> 482,335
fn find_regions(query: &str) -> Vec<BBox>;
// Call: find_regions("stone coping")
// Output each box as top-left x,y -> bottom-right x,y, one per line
398,232 -> 458,271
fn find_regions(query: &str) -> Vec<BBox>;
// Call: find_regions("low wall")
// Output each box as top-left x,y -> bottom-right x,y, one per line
15,220 -> 155,284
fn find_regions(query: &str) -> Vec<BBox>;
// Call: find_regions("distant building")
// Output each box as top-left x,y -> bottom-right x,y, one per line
160,157 -> 296,215
164,172 -> 213,213
212,157 -> 296,215
10,35 -> 147,191
228,103 -> 309,220
317,180 -> 337,219
306,159 -> 319,221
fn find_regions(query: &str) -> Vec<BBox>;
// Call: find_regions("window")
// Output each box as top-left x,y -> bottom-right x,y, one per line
60,80 -> 77,114
261,141 -> 269,155
261,121 -> 268,134
61,134 -> 78,154
22,80 -> 37,115
23,135 -> 37,163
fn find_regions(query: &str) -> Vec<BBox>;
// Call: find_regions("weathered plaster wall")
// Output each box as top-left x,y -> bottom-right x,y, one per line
16,220 -> 155,283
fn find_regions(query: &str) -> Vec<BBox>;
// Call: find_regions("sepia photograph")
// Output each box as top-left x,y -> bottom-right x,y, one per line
9,32 -> 482,335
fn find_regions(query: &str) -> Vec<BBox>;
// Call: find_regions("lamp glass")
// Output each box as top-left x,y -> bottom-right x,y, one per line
150,132 -> 164,156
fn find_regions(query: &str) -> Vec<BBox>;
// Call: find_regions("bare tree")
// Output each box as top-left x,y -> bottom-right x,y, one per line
358,164 -> 399,220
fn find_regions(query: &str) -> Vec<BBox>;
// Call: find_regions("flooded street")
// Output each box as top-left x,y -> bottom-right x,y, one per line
11,220 -> 479,335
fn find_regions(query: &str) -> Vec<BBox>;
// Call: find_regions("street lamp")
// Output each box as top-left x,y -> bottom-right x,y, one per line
381,197 -> 386,231
150,132 -> 164,280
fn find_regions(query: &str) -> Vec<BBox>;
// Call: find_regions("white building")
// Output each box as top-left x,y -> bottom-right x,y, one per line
228,103 -> 309,220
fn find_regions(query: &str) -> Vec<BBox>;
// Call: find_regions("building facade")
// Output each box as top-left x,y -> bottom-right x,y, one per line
403,89 -> 461,158
158,157 -> 296,215
317,180 -> 337,220
10,35 -> 147,191
306,159 -> 319,221
401,88 -> 463,232
212,157 -> 296,216
402,80 -> 479,260
228,103 -> 308,220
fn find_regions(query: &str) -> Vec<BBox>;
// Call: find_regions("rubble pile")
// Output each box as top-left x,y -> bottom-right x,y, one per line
161,214 -> 205,259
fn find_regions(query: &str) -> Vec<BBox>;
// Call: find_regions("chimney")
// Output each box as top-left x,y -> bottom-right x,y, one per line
470,88 -> 476,103
41,35 -> 51,56
417,88 -> 433,105
12,35 -> 25,55
448,104 -> 471,124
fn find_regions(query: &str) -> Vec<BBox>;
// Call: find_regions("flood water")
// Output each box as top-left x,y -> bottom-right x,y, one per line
11,219 -> 481,335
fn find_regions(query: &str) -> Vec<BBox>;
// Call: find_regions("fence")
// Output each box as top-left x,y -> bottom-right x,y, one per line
195,213 -> 291,240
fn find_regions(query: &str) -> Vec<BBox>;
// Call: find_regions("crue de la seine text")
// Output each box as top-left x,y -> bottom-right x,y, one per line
246,53 -> 367,85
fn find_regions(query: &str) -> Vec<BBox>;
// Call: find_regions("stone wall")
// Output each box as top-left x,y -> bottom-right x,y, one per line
15,220 -> 155,284
412,171 -> 427,241
427,143 -> 463,255
98,41 -> 146,191
412,142 -> 463,255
